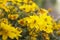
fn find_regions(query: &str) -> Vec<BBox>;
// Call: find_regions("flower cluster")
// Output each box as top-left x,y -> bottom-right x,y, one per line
0,18 -> 22,40
0,22 -> 22,40
18,13 -> 53,33
0,0 -> 60,40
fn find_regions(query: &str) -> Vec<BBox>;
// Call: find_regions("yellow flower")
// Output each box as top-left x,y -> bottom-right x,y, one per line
18,10 -> 54,33
39,13 -> 53,33
0,0 -> 9,12
8,14 -> 19,20
0,18 -> 8,24
0,0 -> 7,5
0,22 -> 22,40
55,24 -> 60,30
43,25 -> 53,33
14,0 -> 22,2
18,19 -> 23,25
29,30 -> 38,37
23,0 -> 28,3
0,5 -> 9,12
19,1 -> 39,12
19,4 -> 31,12
31,2 -> 39,11
38,8 -> 48,15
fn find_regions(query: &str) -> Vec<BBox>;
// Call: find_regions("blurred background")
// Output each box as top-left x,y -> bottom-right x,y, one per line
34,0 -> 60,21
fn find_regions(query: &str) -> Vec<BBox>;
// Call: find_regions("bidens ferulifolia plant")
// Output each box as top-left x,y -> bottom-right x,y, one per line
0,0 -> 60,40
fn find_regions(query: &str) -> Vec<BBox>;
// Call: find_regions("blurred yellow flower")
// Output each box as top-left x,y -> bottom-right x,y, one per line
0,0 -> 9,12
0,18 -> 8,24
19,1 -> 39,12
8,14 -> 19,20
38,8 -> 48,14
0,0 -> 60,40
31,2 -> 39,11
0,22 -> 22,40
0,0 -> 7,5
18,19 -> 26,26
18,8 -> 54,33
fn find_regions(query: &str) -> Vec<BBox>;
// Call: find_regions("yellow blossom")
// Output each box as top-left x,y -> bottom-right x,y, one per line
0,5 -> 8,12
0,0 -> 9,12
8,14 -> 19,20
18,9 -> 54,33
38,8 -> 48,15
0,22 -> 22,40
19,1 -> 39,12
18,19 -> 26,26
19,4 -> 31,12
0,0 -> 8,5
0,18 -> 8,24
31,2 -> 39,11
